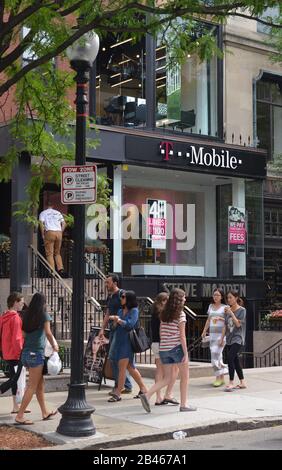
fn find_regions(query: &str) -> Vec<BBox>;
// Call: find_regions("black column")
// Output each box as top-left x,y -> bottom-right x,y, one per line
107,163 -> 114,273
10,151 -> 31,292
145,15 -> 156,130
57,63 -> 95,437
89,61 -> 97,121
217,25 -> 224,140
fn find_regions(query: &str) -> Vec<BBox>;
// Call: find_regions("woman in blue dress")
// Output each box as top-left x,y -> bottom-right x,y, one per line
108,291 -> 147,402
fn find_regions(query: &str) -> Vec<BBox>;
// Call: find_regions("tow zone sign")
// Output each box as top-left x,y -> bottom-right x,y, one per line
61,165 -> 97,205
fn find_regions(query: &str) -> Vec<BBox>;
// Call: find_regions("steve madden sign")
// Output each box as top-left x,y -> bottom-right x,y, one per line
125,136 -> 267,179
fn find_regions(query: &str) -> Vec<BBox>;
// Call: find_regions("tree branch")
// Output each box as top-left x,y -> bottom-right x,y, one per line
0,29 -> 35,72
0,1 -> 56,43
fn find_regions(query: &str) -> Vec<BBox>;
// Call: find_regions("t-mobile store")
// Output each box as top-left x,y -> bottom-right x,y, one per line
90,127 -> 266,331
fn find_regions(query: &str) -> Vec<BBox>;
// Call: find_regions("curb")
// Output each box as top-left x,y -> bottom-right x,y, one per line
83,417 -> 282,450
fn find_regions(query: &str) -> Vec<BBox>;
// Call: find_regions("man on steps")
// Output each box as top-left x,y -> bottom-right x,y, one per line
39,200 -> 68,278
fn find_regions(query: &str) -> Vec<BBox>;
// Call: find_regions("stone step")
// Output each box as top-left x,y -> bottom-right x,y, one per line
0,362 -> 214,395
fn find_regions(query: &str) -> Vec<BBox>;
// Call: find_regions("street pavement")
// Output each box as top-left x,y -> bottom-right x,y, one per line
1,366 -> 282,449
113,426 -> 282,450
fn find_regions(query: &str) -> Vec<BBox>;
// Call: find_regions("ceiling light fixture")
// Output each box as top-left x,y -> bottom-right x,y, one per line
118,59 -> 131,65
156,55 -> 166,61
110,38 -> 132,48
111,78 -> 133,88
156,45 -> 166,51
156,76 -> 166,81
110,72 -> 121,78
156,65 -> 166,71
157,83 -> 166,89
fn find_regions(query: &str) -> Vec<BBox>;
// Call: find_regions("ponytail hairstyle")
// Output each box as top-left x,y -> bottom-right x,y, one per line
226,290 -> 244,307
161,288 -> 186,323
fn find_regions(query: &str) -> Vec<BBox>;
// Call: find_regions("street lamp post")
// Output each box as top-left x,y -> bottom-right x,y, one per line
57,32 -> 100,437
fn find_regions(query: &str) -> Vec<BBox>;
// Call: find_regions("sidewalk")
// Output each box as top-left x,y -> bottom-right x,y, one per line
1,366 -> 282,450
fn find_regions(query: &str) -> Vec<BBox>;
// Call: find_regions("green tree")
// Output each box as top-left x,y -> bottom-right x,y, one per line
0,0 -> 281,219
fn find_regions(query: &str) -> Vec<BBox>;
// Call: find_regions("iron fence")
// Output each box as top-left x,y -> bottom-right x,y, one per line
0,251 -> 10,278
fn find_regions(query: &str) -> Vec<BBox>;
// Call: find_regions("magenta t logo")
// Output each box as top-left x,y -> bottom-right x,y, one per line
160,141 -> 173,161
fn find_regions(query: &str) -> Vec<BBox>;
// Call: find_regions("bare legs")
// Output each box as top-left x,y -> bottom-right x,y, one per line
155,359 -> 178,403
115,358 -> 147,398
15,366 -> 55,422
145,360 -> 190,408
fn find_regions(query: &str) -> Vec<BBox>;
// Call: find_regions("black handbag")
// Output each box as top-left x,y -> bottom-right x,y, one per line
129,324 -> 151,353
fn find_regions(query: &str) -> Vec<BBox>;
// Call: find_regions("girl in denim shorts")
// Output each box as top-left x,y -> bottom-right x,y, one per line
140,288 -> 197,413
15,292 -> 59,425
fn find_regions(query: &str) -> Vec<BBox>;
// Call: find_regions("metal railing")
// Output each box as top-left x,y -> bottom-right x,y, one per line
84,253 -> 108,306
30,245 -> 104,340
0,251 -> 10,278
253,339 -> 282,368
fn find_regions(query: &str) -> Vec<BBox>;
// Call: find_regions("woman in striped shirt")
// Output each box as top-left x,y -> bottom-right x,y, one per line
140,288 -> 197,413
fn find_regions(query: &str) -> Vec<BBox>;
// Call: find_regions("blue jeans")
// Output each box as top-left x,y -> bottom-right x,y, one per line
111,360 -> 132,390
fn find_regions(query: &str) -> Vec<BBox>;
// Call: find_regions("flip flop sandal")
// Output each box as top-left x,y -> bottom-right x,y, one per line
108,394 -> 121,402
15,419 -> 34,425
11,409 -> 31,414
163,398 -> 179,405
133,391 -> 142,399
234,385 -> 247,389
155,401 -> 166,406
42,410 -> 58,421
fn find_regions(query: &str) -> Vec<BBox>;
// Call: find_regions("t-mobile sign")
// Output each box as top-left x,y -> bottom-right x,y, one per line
146,199 -> 166,250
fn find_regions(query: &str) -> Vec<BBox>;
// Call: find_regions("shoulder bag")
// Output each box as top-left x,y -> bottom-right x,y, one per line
129,322 -> 151,353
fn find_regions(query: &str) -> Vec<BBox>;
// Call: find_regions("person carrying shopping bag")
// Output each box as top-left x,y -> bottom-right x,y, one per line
0,292 -> 29,414
15,292 -> 59,425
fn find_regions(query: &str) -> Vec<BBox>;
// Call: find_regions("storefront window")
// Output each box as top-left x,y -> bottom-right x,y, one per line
256,76 -> 282,161
95,34 -> 146,127
155,22 -> 218,137
217,179 -> 264,279
121,166 -> 219,277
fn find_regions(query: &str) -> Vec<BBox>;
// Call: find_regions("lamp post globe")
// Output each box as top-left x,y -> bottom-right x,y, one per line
56,31 -> 99,437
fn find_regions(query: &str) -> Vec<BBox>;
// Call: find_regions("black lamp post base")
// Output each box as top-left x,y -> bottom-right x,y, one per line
56,383 -> 95,437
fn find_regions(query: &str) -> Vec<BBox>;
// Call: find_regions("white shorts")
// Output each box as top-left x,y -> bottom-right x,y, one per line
151,342 -> 160,359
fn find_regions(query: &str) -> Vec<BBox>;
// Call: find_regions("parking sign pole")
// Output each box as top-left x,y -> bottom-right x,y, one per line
57,63 -> 95,437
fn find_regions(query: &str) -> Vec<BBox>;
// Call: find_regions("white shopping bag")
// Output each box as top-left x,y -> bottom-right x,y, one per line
15,365 -> 26,404
47,352 -> 62,376
44,336 -> 59,358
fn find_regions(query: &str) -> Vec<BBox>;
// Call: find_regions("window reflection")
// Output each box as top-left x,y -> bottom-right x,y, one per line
95,34 -> 146,127
155,24 -> 218,137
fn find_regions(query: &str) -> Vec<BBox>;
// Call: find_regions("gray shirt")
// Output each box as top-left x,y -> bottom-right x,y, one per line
225,307 -> 246,346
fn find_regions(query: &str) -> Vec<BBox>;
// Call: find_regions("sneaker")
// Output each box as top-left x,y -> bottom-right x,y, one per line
213,380 -> 224,387
140,393 -> 151,413
179,405 -> 197,412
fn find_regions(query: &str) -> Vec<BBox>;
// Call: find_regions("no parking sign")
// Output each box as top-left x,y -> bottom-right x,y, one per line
61,165 -> 97,204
